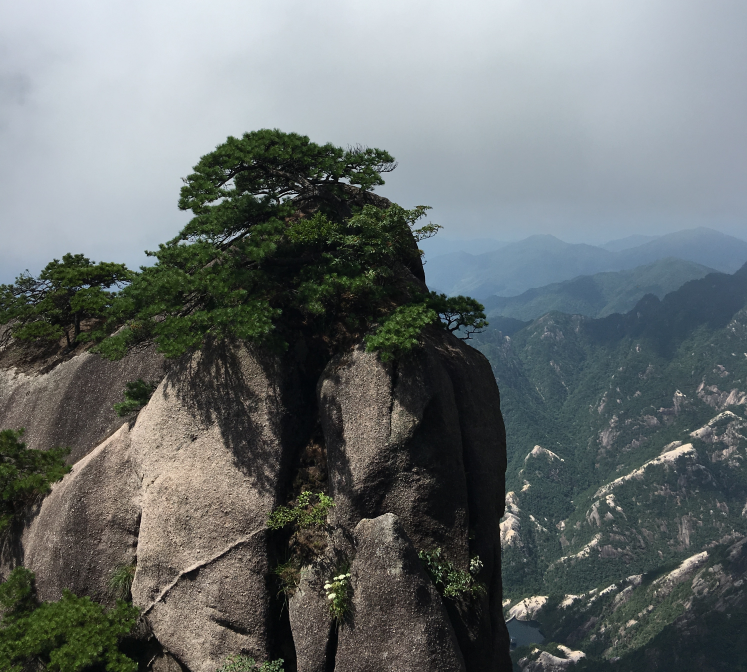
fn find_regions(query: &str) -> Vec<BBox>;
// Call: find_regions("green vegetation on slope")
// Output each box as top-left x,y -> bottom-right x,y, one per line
0,429 -> 70,533
476,264 -> 747,669
0,567 -> 139,672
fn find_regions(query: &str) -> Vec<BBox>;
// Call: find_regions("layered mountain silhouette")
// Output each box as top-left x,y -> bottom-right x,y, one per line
482,258 -> 716,321
425,227 -> 747,299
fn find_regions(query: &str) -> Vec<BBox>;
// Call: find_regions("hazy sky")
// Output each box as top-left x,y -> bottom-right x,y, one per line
1,0 -> 746,280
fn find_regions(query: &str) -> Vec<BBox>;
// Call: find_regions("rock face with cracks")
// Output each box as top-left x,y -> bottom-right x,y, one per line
335,513 -> 466,672
2,329 -> 510,671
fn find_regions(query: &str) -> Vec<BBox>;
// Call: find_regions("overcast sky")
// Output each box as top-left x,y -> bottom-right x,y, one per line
1,0 -> 746,280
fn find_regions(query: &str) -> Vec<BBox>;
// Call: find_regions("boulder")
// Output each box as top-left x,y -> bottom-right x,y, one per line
0,345 -> 165,462
334,513 -> 466,672
129,342 -> 312,672
22,424 -> 141,605
318,330 -> 510,670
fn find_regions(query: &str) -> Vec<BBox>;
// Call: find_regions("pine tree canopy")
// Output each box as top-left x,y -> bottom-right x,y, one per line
95,129 -> 486,361
0,254 -> 131,348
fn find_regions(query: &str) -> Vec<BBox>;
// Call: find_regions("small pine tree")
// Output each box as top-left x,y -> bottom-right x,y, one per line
0,254 -> 131,349
0,429 -> 70,533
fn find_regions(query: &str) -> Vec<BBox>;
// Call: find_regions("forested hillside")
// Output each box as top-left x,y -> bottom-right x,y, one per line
473,264 -> 747,670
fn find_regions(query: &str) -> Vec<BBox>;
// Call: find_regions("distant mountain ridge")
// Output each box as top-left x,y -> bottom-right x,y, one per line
481,258 -> 717,321
425,227 -> 747,299
600,234 -> 661,252
472,262 -> 747,671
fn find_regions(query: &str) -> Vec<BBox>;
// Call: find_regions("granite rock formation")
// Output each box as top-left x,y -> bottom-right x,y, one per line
2,329 -> 510,671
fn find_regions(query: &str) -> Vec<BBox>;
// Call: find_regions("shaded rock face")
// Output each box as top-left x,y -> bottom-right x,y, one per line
335,513 -> 466,672
4,331 -> 510,671
0,345 -> 165,462
318,333 -> 510,670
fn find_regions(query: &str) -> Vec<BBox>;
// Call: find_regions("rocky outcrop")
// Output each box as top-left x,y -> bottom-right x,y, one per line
318,332 -> 510,670
129,343 -> 312,672
289,563 -> 336,672
3,330 -> 510,671
335,514 -> 466,672
23,424 -> 140,605
0,345 -> 164,462
518,648 -> 585,672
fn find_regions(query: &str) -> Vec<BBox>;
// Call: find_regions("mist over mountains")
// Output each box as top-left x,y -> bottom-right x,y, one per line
424,227 -> 747,300
482,258 -> 716,321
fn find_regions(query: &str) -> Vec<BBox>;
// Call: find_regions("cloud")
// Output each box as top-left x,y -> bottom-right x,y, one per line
1,0 -> 746,281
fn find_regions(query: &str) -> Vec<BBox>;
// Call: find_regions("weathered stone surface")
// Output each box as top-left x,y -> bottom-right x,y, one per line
318,333 -> 470,563
3,326 -> 512,671
130,342 -> 312,672
335,513 -> 466,672
22,424 -> 141,605
0,345 -> 165,462
150,652 -> 185,672
288,561 -> 335,672
318,329 -> 510,670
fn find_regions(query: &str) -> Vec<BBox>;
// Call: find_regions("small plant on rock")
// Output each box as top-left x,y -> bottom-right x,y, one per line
267,491 -> 335,531
108,563 -> 136,602
324,571 -> 352,622
113,379 -> 157,417
216,654 -> 284,672
273,559 -> 301,598
418,548 -> 485,599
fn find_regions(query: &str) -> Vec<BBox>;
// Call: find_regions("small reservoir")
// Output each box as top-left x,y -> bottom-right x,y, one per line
506,617 -> 545,649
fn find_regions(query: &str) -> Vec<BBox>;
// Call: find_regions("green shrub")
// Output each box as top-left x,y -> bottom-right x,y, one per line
108,563 -> 136,602
418,548 -> 485,599
273,559 -> 301,598
0,253 -> 131,349
0,429 -> 70,533
113,379 -> 157,416
267,492 -> 335,531
216,654 -> 284,672
0,567 -> 139,672
323,571 -> 352,622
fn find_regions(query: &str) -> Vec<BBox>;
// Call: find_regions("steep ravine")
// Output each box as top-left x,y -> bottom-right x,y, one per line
0,330 -> 511,672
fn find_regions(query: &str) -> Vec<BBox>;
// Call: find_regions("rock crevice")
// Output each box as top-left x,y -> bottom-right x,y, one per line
4,330 -> 510,671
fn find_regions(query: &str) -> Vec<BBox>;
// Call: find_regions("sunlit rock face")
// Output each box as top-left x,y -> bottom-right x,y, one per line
4,331 -> 510,672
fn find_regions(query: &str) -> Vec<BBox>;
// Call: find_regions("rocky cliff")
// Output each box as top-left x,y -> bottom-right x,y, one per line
0,328 -> 511,671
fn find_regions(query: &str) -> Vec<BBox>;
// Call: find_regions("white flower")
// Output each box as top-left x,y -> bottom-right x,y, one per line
327,593 -> 336,600
323,583 -> 331,590
345,573 -> 351,578
469,556 -> 483,575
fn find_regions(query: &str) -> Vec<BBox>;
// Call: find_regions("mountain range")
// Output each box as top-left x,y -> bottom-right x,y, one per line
481,257 -> 716,321
425,227 -> 747,299
472,262 -> 747,670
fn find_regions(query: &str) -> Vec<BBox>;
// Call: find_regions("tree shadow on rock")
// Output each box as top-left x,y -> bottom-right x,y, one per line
166,340 -> 316,498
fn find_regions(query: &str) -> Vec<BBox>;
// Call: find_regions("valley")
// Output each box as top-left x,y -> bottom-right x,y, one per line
472,263 -> 747,670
